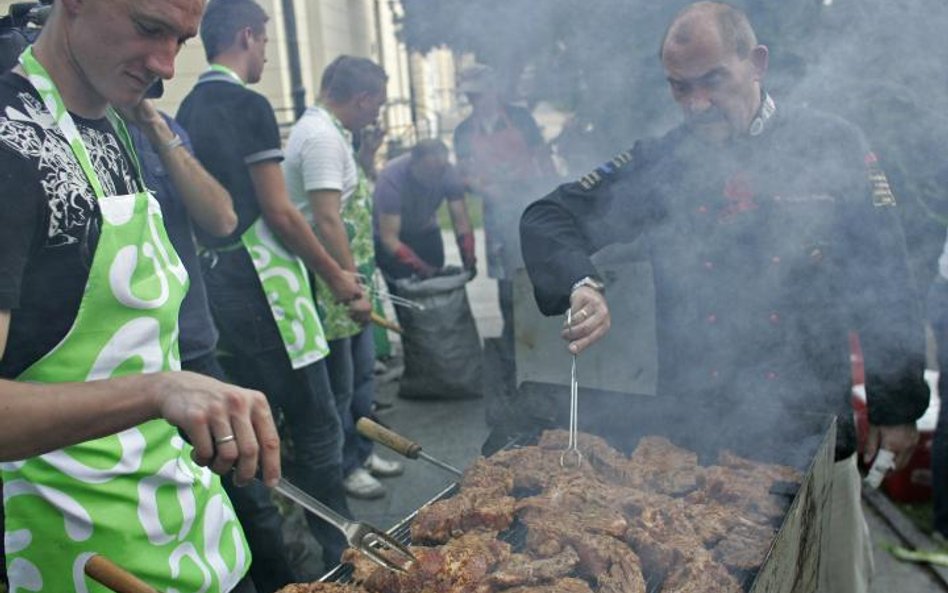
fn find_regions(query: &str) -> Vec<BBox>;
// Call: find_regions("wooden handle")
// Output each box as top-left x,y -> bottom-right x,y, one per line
371,311 -> 403,335
85,555 -> 159,593
356,417 -> 421,458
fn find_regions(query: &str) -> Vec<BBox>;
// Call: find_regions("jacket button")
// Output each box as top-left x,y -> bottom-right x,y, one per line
710,369 -> 720,379
765,371 -> 778,381
703,261 -> 714,270
697,205 -> 709,214
707,313 -> 717,324
769,312 -> 780,324
771,256 -> 781,265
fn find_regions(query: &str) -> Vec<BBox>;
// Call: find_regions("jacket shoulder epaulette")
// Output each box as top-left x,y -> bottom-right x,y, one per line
577,148 -> 635,191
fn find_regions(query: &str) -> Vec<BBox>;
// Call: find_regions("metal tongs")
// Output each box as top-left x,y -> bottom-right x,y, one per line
272,477 -> 415,573
561,309 -> 583,468
356,273 -> 425,311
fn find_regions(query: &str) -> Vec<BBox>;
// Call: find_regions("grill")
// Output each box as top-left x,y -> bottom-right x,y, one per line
321,381 -> 837,593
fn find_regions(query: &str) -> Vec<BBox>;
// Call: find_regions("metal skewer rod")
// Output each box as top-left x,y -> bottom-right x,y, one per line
354,273 -> 426,311
561,309 -> 583,468
356,417 -> 463,476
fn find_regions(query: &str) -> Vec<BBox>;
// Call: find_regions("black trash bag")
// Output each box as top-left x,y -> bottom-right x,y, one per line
392,268 -> 483,399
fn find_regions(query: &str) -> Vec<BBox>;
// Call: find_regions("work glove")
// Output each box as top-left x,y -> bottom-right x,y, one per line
394,243 -> 436,278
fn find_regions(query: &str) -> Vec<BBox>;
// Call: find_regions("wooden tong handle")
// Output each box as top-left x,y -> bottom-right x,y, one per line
85,554 -> 159,593
356,417 -> 421,458
371,311 -> 403,335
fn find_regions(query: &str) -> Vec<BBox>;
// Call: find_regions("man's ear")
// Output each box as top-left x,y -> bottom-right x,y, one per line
60,0 -> 84,17
751,45 -> 769,81
237,26 -> 253,50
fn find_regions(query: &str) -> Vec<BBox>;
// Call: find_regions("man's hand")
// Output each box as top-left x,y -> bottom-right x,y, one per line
394,243 -> 436,278
457,232 -> 477,273
864,423 -> 919,471
357,124 -> 385,175
327,270 -> 363,304
348,295 -> 373,325
152,371 -> 281,486
115,99 -> 169,143
561,287 -> 611,354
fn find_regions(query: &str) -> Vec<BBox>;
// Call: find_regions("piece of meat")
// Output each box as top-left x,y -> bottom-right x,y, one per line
411,488 -> 516,544
537,429 -> 631,479
717,450 -> 803,484
460,457 -> 515,493
660,550 -> 743,593
518,512 -> 646,593
275,584 -> 366,593
622,436 -> 703,496
625,502 -> 705,578
488,446 -> 598,491
489,547 -> 580,587
711,520 -> 776,570
500,577 -> 596,593
349,532 -> 511,593
687,466 -> 787,524
517,475 -> 628,538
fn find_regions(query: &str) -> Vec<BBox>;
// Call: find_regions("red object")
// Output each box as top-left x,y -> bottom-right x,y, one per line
850,332 -> 935,503
394,243 -> 435,277
457,232 -> 476,270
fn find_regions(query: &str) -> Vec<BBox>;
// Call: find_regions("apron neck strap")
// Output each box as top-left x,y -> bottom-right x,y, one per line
18,46 -> 144,198
207,63 -> 246,87
312,103 -> 369,188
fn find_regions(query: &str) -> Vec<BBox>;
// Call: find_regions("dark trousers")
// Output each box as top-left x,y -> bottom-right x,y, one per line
205,269 -> 351,569
326,329 -> 377,476
375,227 -> 445,280
930,278 -> 948,536
183,352 -> 295,593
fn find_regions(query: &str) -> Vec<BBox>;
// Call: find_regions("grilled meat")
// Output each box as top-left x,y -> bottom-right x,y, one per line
276,584 -> 367,593
328,432 -> 801,593
347,532 -> 511,593
500,577 -> 596,593
490,547 -> 580,587
411,488 -> 517,544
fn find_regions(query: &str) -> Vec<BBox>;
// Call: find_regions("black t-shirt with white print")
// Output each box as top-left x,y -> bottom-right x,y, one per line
0,71 -> 138,378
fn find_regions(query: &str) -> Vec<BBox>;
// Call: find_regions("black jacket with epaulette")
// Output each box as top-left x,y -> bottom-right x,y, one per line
520,101 -> 929,459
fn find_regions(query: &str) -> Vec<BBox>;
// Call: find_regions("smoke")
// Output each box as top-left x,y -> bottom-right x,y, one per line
403,0 -> 938,460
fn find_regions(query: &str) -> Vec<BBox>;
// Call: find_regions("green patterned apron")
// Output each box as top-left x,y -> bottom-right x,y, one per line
1,48 -> 249,593
310,106 -> 376,341
200,65 -> 329,369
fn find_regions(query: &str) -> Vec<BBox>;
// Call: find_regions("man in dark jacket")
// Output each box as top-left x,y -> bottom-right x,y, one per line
520,3 -> 929,592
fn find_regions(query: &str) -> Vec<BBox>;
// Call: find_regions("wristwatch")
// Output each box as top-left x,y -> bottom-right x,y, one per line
570,275 -> 605,294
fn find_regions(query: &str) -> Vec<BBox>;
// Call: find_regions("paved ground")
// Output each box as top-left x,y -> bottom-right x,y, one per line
281,230 -> 946,591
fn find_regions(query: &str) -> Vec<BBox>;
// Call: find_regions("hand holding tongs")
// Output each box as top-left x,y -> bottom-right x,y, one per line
561,309 -> 583,468
356,273 -> 425,311
272,477 -> 415,573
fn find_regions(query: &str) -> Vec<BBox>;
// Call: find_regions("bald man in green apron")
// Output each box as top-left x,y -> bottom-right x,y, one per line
0,1 -> 280,591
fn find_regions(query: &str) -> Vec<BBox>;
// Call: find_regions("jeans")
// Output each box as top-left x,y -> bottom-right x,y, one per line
183,353 -> 296,593
929,277 -> 948,536
327,328 -> 377,476
205,272 -> 351,568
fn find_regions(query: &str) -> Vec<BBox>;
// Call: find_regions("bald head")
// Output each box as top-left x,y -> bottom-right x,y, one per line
658,1 -> 767,144
661,2 -> 757,61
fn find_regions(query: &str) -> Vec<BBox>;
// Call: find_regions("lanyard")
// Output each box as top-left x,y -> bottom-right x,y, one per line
18,47 -> 143,199
208,63 -> 246,86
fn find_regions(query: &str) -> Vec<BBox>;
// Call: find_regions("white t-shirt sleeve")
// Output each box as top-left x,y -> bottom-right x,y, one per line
298,119 -> 350,193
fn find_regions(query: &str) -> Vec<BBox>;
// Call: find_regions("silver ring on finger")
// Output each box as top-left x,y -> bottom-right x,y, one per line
215,434 -> 236,445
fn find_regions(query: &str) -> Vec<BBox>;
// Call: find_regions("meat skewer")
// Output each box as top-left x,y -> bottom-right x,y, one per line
356,417 -> 464,476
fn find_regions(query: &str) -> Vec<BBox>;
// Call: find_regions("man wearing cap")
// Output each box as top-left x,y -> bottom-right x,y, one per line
454,64 -> 556,393
521,3 -> 929,592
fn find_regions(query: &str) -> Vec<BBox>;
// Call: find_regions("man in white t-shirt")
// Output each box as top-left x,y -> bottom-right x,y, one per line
284,55 -> 403,499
